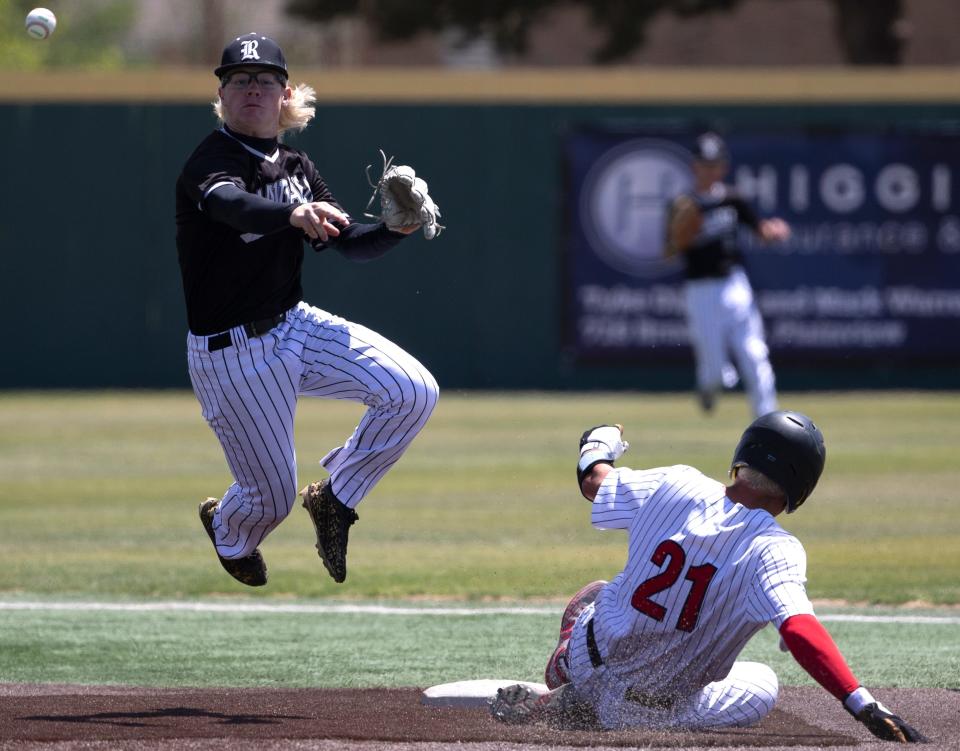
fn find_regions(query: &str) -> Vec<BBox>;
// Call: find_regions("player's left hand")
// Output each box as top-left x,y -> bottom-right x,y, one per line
577,424 -> 628,498
365,150 -> 443,240
759,217 -> 791,242
579,424 -> 629,462
855,703 -> 928,743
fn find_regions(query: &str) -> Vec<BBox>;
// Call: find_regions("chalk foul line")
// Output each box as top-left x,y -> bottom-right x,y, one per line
0,600 -> 957,624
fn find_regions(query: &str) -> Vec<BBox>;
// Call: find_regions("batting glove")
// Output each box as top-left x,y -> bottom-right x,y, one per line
849,701 -> 928,743
577,424 -> 629,486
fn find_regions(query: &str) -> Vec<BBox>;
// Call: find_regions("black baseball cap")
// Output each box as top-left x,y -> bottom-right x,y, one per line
215,33 -> 288,79
693,132 -> 730,163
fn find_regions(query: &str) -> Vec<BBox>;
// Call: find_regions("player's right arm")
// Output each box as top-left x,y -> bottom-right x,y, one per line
200,184 -> 347,242
288,201 -> 348,242
301,156 -> 408,258
180,139 -> 348,242
180,145 -> 318,237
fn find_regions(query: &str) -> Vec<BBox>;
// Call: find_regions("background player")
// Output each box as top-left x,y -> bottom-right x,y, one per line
176,33 -> 439,587
491,416 -> 928,744
665,132 -> 790,418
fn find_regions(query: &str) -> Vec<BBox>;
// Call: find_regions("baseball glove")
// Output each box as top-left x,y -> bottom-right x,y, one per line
365,149 -> 443,239
665,194 -> 703,256
854,703 -> 928,743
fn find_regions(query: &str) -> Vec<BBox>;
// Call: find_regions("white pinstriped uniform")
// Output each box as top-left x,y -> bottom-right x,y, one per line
565,464 -> 813,730
187,301 -> 438,560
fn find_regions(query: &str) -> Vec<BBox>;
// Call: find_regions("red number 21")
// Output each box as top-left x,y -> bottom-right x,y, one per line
630,539 -> 717,633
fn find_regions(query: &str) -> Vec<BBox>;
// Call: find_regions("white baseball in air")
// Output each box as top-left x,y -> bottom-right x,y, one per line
25,7 -> 57,40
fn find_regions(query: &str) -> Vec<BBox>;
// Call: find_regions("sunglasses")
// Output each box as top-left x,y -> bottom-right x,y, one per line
222,72 -> 287,91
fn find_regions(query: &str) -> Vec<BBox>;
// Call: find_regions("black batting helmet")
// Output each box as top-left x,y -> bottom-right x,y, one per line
731,411 -> 826,513
215,33 -> 288,80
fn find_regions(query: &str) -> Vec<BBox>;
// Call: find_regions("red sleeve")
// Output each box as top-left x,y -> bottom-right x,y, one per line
779,614 -> 859,701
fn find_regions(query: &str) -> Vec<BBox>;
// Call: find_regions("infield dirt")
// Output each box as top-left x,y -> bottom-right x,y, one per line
0,684 -> 956,750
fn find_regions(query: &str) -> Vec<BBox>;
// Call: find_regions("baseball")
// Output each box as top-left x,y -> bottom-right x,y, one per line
25,7 -> 57,40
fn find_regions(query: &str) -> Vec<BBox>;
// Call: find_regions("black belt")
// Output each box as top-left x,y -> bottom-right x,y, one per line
207,312 -> 286,352
585,618 -> 676,709
585,617 -> 676,709
586,617 -> 604,668
624,686 -> 676,710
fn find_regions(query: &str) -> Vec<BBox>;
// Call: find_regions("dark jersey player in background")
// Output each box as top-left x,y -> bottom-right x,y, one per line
175,32 -> 438,588
666,132 -> 790,418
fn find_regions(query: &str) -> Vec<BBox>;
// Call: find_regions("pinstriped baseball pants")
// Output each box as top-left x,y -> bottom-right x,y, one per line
566,608 -> 779,730
684,267 -> 777,418
187,302 -> 439,560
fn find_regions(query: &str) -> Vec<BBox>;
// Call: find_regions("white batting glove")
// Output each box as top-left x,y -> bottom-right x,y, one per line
577,424 -> 629,485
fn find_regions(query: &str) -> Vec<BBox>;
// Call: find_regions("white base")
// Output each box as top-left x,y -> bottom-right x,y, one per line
421,678 -> 549,708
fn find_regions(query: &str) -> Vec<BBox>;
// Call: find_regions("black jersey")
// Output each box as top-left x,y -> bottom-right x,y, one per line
175,127 -> 343,335
676,184 -> 760,280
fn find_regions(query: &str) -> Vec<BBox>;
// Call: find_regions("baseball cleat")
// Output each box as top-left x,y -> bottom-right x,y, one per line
490,683 -> 598,730
560,580 -> 607,634
489,684 -> 547,725
198,498 -> 268,587
301,479 -> 358,584
698,390 -> 716,414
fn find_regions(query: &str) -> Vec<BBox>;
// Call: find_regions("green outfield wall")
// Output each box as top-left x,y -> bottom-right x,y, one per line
2,70 -> 958,389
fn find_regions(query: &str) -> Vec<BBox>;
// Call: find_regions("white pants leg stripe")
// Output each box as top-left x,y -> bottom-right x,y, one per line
223,349 -> 294,486
685,661 -> 779,729
226,342 -> 300,543
333,333 -> 433,452
567,612 -> 778,730
188,348 -> 267,550
187,303 -> 438,559
244,339 -> 297,424
301,324 -> 438,505
194,341 -> 299,557
684,269 -> 777,417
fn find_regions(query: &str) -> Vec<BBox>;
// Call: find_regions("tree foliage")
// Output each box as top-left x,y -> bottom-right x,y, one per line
286,0 -> 905,65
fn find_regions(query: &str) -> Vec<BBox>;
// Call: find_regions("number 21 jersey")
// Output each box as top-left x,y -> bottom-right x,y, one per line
588,464 -> 815,699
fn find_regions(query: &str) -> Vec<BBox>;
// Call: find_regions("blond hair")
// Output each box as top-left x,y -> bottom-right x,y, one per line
731,464 -> 788,506
212,82 -> 317,138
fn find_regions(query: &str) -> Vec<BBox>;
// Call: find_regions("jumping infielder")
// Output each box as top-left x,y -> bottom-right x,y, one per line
491,414 -> 927,743
666,132 -> 789,418
175,33 -> 439,587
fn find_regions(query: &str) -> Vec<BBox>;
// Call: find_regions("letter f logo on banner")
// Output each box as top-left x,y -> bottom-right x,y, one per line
240,40 -> 260,61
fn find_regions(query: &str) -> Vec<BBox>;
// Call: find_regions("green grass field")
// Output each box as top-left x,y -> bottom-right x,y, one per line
2,390 -> 958,602
1,599 -> 957,689
1,390 -> 958,689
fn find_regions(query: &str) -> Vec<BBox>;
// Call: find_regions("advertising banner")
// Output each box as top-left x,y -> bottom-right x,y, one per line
564,127 -> 960,365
